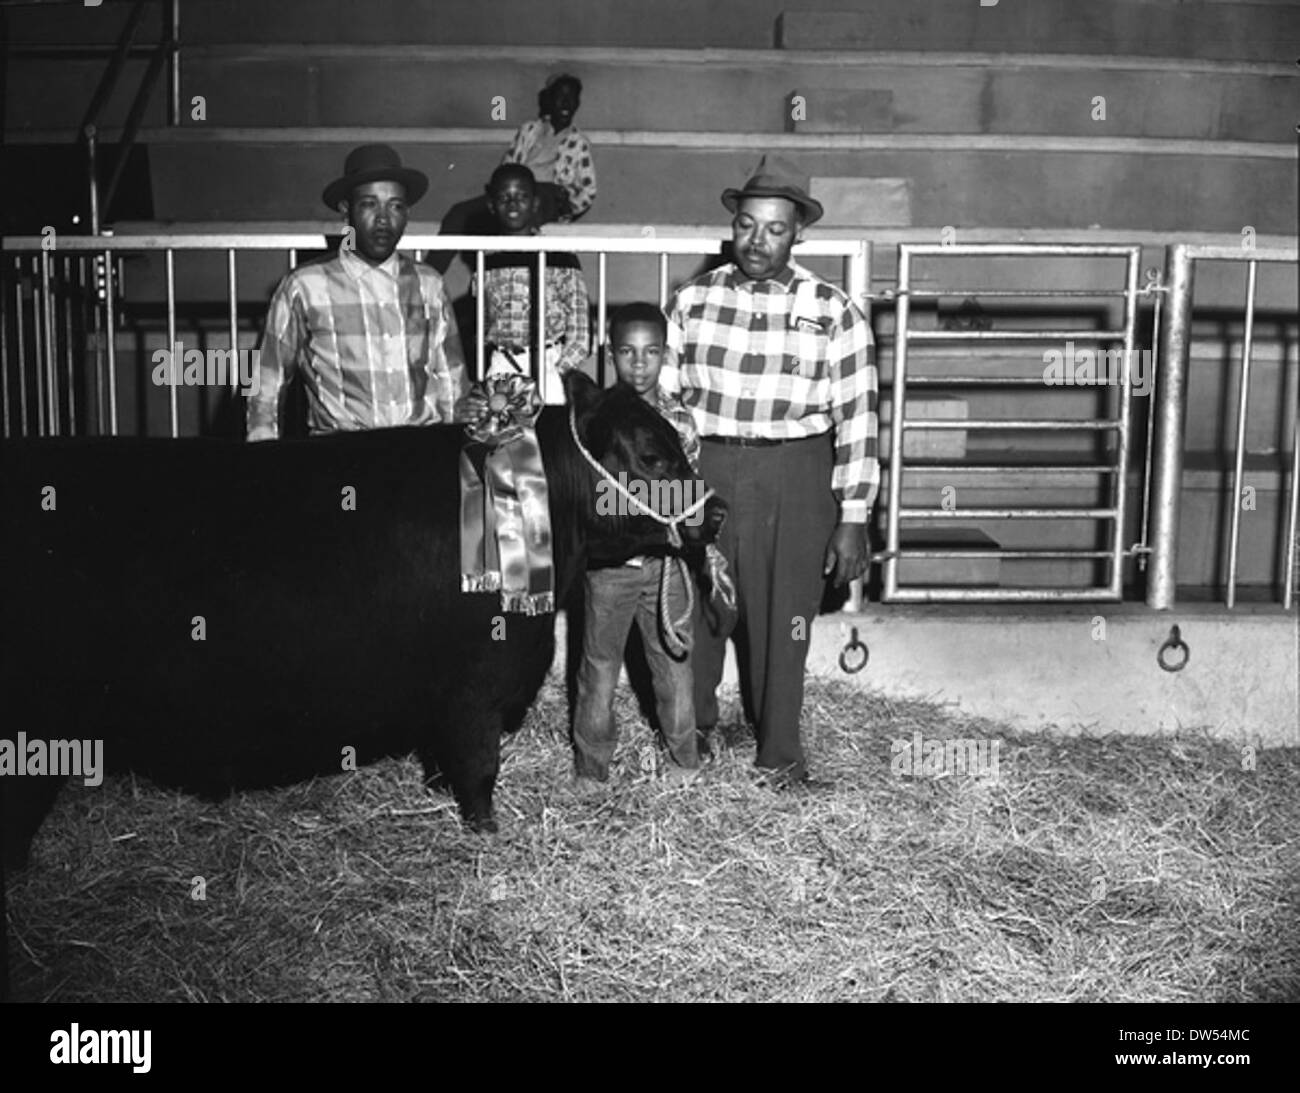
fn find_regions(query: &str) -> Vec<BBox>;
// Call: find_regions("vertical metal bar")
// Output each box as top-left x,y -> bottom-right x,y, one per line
596,251 -> 607,387
86,125 -> 101,237
15,264 -> 29,437
1137,274 -> 1163,569
87,257 -> 105,434
62,256 -> 77,435
475,249 -> 485,382
227,249 -> 239,392
1106,249 -> 1141,599
0,258 -> 9,438
166,248 -> 179,438
104,248 -> 119,435
288,249 -> 297,270
845,239 -> 870,613
658,253 -> 669,308
1224,260 -> 1258,609
883,248 -> 912,601
1284,414 -> 1298,610
33,257 -> 47,437
1147,245 -> 1195,609
536,250 -> 548,401
41,249 -> 59,435
169,0 -> 181,128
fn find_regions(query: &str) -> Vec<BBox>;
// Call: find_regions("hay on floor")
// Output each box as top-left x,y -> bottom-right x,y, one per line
7,677 -> 1297,1002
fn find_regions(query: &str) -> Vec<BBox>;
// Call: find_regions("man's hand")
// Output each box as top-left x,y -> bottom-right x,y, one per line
823,522 -> 868,587
453,389 -> 489,424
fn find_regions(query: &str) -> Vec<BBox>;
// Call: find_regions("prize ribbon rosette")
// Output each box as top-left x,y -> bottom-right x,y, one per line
458,375 -> 555,614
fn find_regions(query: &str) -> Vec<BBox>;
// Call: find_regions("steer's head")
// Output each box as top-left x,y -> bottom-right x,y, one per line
562,371 -> 727,567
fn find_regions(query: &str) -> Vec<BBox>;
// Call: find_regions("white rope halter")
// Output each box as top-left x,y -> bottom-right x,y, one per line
568,408 -> 726,657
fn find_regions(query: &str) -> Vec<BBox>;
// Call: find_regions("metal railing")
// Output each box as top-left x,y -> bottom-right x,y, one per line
1147,241 -> 1300,610
1,229 -> 1295,609
882,243 -> 1145,602
0,232 -> 869,438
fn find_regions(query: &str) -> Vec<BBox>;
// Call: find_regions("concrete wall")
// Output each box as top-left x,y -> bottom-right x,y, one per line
10,50 -> 1294,140
9,0 -> 1298,56
127,139 -> 1296,235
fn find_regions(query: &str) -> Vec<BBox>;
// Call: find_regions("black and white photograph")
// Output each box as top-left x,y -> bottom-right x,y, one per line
0,0 -> 1296,1061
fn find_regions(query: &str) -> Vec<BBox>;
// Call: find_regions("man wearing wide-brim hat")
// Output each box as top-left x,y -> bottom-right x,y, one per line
247,144 -> 470,440
663,154 -> 879,787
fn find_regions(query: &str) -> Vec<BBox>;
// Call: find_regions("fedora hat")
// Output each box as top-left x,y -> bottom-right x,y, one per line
322,144 -> 429,211
721,154 -> 823,227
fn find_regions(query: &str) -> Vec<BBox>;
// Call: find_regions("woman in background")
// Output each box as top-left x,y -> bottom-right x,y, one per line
502,73 -> 597,224
430,73 -> 597,274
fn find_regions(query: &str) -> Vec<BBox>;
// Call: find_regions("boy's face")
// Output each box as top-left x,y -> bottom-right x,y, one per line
487,176 -> 538,235
611,321 -> 666,398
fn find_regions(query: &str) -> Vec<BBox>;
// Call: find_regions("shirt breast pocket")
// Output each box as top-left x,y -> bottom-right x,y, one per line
785,327 -> 829,379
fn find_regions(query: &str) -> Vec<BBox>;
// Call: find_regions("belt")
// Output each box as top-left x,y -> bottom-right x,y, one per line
702,434 -> 801,448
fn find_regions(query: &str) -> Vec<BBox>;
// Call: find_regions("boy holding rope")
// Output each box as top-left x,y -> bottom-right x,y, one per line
571,304 -> 708,789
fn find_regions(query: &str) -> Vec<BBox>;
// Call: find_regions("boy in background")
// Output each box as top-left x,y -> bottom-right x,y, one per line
479,164 -> 590,404
572,303 -> 702,788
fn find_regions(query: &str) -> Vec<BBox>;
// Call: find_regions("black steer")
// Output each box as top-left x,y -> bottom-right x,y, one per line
0,373 -> 726,868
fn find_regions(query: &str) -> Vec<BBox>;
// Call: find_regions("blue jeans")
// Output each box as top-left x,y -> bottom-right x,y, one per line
573,558 -> 699,780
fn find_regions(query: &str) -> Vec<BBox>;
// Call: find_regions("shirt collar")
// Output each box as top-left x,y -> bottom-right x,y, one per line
339,246 -> 402,282
724,261 -> 800,291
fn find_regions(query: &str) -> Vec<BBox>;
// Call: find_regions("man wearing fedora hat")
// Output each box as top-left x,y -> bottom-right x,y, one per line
247,144 -> 470,440
664,154 -> 879,787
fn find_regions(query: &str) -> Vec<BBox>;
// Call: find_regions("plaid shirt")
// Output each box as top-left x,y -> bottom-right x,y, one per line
477,253 -> 591,376
248,248 -> 469,441
664,261 -> 879,521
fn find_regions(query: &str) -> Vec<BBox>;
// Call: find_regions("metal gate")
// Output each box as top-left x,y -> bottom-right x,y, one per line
882,243 -> 1145,602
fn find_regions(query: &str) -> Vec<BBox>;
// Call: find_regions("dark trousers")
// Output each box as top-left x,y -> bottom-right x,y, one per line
694,434 -> 838,779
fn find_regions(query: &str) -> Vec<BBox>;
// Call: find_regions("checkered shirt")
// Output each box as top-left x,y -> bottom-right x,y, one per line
663,261 -> 879,521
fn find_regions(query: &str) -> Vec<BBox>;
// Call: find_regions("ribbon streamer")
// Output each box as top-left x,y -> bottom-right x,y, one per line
459,375 -> 555,615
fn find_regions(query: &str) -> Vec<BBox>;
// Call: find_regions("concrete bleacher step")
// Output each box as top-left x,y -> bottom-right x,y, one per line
12,0 -> 1297,59
776,2 -> 1300,62
9,46 -> 1293,141
13,127 -> 1289,235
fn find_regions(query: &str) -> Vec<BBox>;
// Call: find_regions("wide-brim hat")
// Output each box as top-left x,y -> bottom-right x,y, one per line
322,144 -> 429,210
721,154 -> 823,227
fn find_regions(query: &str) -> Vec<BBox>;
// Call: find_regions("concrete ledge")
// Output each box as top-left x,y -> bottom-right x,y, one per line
804,603 -> 1299,748
13,127 -> 1294,160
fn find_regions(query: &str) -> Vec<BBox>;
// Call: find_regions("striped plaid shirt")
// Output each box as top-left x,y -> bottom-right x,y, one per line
477,253 -> 591,376
663,261 -> 879,521
247,248 -> 469,441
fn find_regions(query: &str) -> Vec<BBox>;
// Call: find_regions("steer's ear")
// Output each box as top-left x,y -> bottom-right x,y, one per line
563,369 -> 601,414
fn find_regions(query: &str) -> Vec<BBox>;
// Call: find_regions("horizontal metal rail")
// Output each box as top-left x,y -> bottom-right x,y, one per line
901,463 -> 1117,474
901,287 -> 1136,299
903,549 -> 1115,560
905,328 -> 1130,342
898,508 -> 1117,519
906,419 -> 1119,430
